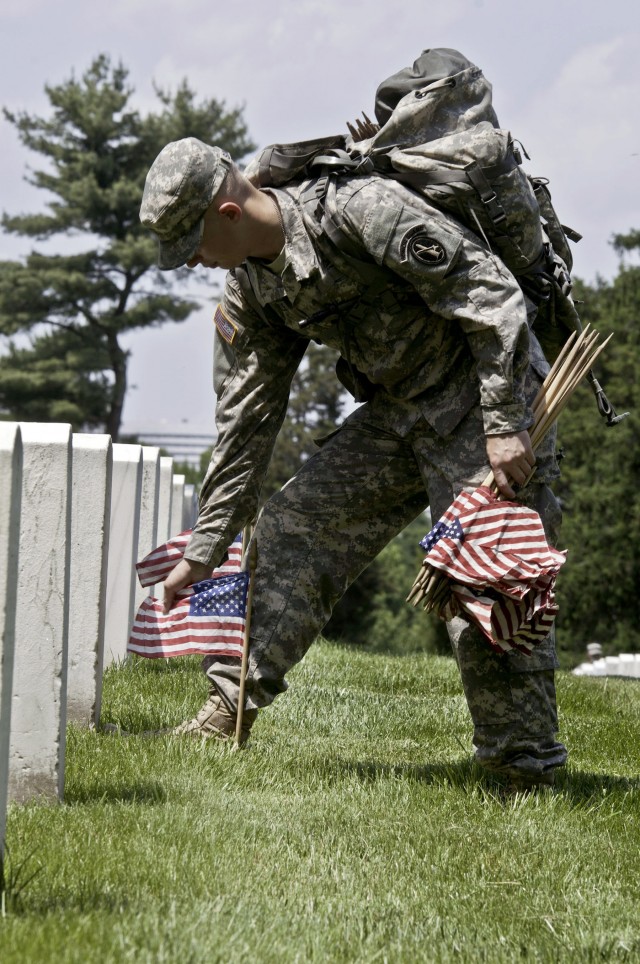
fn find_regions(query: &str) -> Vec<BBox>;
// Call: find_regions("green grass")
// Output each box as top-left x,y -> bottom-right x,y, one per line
2,641 -> 640,963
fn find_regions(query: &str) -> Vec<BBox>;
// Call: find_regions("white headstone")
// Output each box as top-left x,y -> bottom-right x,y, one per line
67,435 -> 112,726
0,424 -> 22,849
135,447 -> 161,607
182,483 -> 199,531
156,456 -> 174,545
138,447 -> 161,553
618,654 -> 636,679
605,655 -> 622,677
9,423 -> 72,803
104,444 -> 142,666
170,474 -> 186,538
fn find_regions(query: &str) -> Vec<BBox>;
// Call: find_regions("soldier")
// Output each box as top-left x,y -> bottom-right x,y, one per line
572,642 -> 606,677
139,136 -> 567,789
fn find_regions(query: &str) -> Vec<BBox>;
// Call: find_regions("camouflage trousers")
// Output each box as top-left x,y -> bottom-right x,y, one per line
205,386 -> 568,781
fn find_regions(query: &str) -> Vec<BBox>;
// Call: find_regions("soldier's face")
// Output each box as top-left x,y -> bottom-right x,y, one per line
186,204 -> 246,271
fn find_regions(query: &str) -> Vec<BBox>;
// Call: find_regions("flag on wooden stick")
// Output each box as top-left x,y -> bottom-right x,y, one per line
135,530 -> 242,587
418,486 -> 566,654
408,324 -> 612,653
128,532 -> 247,659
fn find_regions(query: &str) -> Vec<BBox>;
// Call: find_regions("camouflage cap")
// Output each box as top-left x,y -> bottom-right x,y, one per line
140,138 -> 232,270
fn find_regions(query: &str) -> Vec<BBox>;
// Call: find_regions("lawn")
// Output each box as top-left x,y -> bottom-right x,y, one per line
1,641 -> 639,962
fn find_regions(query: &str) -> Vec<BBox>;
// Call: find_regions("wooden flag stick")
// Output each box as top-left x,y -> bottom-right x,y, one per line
531,338 -> 613,448
530,331 -> 606,442
235,528 -> 258,747
531,335 -> 611,436
530,327 -> 583,414
532,329 -> 596,417
407,326 -> 612,614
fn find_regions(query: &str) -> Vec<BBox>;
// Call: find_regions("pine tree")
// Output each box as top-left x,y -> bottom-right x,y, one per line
554,238 -> 639,659
260,342 -> 347,499
0,55 -> 255,436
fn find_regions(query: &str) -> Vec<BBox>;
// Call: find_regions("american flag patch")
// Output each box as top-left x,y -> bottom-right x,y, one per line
214,304 -> 238,345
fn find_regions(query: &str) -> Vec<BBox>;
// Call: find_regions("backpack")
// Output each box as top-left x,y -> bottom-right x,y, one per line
247,49 -> 627,424
246,48 -> 582,362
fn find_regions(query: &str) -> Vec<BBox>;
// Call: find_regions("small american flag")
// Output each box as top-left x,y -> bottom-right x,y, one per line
420,486 -> 566,654
136,531 -> 243,587
128,532 -> 247,659
127,573 -> 249,659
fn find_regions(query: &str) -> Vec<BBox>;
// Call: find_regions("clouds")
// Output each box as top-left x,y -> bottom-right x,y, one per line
134,0 -> 473,145
516,34 -> 640,278
1,0 -> 639,429
522,36 -> 638,171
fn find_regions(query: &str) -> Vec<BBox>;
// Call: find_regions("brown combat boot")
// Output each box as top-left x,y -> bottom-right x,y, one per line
502,769 -> 556,796
172,690 -> 258,746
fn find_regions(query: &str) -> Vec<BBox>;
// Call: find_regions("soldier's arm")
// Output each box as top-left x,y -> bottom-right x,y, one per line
342,179 -> 531,435
184,272 -> 307,570
341,181 -> 535,495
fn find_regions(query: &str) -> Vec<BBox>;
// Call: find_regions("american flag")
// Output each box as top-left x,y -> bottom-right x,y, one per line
127,572 -> 249,659
420,486 -> 566,654
135,531 -> 243,587
128,531 -> 247,659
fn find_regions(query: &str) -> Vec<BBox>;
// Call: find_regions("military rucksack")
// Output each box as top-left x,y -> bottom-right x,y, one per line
246,48 -> 627,423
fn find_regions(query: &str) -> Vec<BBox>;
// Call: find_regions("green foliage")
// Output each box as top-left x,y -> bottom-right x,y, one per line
325,512 -> 452,655
260,342 -> 347,500
2,649 -> 640,961
228,343 -> 448,656
0,845 -> 43,916
0,55 -> 255,436
169,455 -> 207,488
0,329 -> 111,426
554,235 -> 640,659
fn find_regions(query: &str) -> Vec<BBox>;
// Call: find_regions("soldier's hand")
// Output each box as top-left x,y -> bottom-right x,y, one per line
163,558 -> 213,614
486,430 -> 536,499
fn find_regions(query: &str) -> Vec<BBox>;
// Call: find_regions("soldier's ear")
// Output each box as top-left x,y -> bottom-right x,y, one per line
217,201 -> 242,222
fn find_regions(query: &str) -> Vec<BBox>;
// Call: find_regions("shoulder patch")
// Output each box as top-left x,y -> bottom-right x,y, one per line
400,226 -> 448,266
214,304 -> 238,345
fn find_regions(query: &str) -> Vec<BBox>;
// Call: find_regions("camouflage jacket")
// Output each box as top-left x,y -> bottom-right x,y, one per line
186,173 -> 536,567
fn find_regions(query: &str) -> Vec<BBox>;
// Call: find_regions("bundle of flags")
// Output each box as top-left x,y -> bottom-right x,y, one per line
127,531 -> 248,659
409,325 -> 613,655
417,486 -> 567,654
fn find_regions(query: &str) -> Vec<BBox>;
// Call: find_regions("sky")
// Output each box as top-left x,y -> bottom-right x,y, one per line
0,0 -> 638,440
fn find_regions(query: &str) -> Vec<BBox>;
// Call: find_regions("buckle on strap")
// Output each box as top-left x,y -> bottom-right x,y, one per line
465,162 -> 507,225
309,150 -> 374,175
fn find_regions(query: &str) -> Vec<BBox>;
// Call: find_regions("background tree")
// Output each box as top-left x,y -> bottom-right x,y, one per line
554,234 -> 639,662
0,55 -> 255,436
180,344 -> 446,654
323,511 -> 451,655
184,342 -> 349,493
261,342 -> 347,499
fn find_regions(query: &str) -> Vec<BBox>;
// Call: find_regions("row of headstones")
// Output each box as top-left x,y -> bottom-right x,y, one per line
0,421 -> 200,858
572,654 -> 640,678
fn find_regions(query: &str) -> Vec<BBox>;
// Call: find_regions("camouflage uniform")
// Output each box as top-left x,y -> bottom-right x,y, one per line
185,173 -> 567,782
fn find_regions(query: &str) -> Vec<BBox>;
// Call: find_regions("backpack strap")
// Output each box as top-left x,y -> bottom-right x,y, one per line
462,162 -> 508,225
391,153 -> 520,229
234,265 -> 283,331
255,135 -> 348,187
300,175 -> 423,401
300,150 -> 376,220
302,175 -> 390,289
